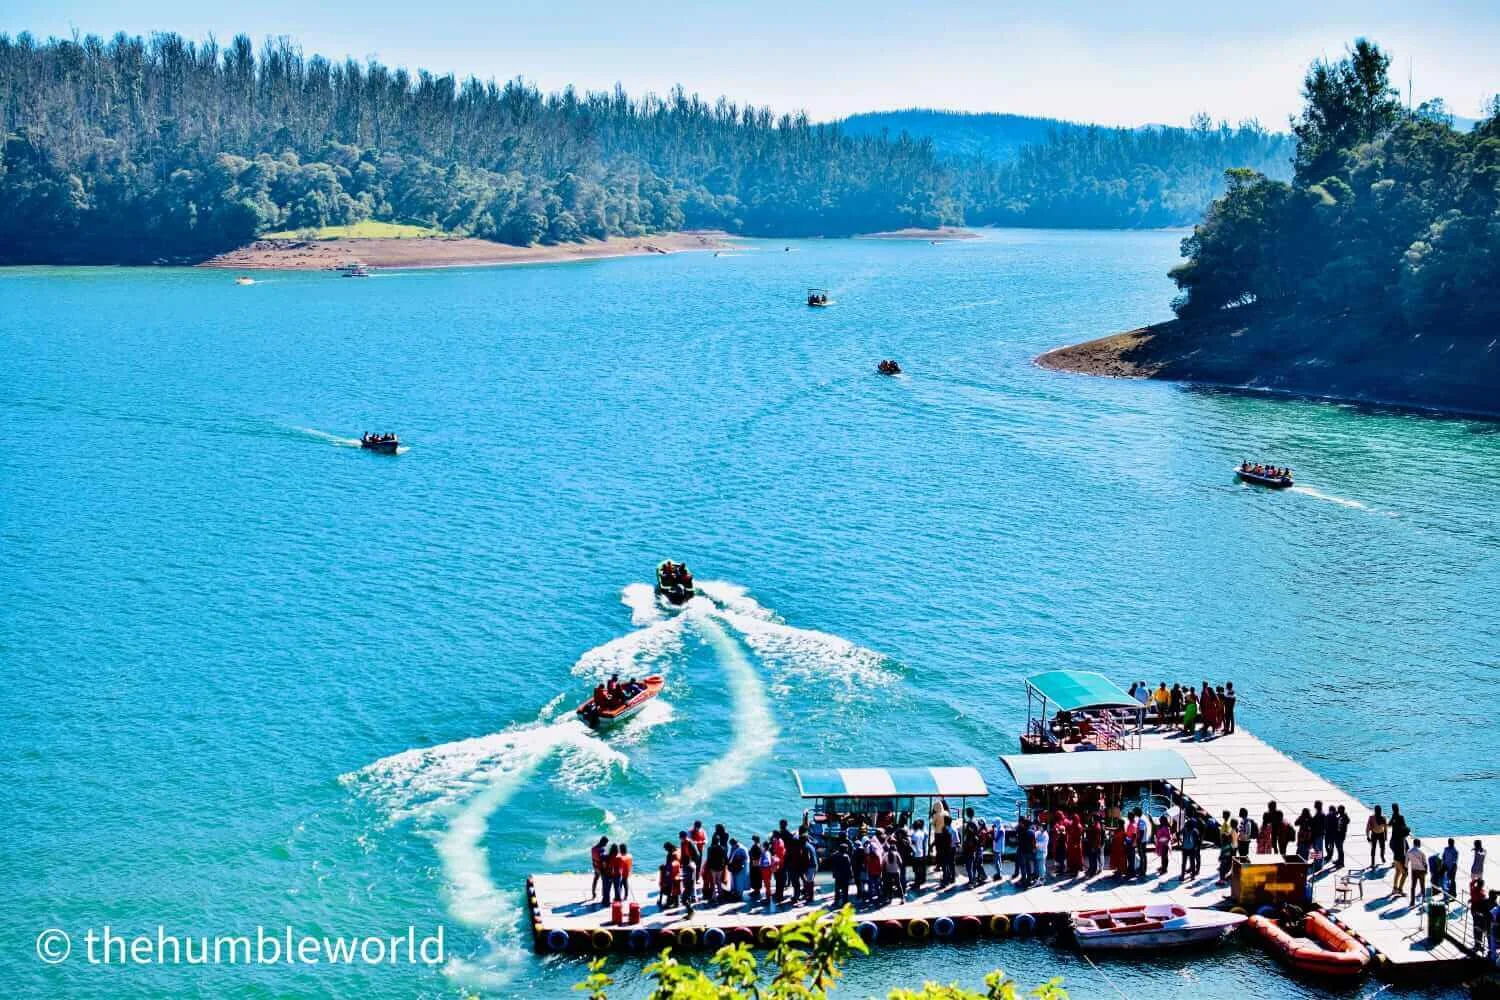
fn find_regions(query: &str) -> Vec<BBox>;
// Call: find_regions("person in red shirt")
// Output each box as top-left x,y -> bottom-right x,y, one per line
610,843 -> 632,902
658,843 -> 681,908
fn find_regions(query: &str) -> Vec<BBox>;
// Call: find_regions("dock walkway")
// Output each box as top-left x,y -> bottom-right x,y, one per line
1139,728 -> 1495,971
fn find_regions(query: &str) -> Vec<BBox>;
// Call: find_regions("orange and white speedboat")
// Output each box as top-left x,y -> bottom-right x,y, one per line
576,676 -> 664,729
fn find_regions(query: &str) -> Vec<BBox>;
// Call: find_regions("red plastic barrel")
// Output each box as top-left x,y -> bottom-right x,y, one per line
611,900 -> 624,925
628,902 -> 641,925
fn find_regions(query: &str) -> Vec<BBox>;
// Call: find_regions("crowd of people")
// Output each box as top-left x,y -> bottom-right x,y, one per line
360,432 -> 398,444
1125,680 -> 1239,737
656,562 -> 694,590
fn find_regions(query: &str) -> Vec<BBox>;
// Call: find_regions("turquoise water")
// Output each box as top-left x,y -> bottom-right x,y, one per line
4,231 -> 1497,999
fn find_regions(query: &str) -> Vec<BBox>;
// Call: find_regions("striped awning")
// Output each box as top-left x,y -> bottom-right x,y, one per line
999,749 -> 1195,789
791,767 -> 989,799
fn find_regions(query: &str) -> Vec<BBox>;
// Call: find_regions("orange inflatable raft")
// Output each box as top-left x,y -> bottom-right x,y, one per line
1248,912 -> 1369,977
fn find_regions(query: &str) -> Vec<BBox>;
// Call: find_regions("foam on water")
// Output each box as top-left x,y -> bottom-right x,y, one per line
570,591 -> 685,680
1290,485 -> 1373,511
697,579 -> 896,692
344,711 -> 626,988
667,612 -> 776,811
291,426 -> 362,448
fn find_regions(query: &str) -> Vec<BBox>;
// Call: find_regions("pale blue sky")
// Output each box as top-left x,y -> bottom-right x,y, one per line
6,0 -> 1496,125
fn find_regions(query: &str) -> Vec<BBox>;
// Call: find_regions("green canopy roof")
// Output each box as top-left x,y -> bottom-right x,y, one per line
1000,749 -> 1195,789
1026,670 -> 1139,712
791,767 -> 988,799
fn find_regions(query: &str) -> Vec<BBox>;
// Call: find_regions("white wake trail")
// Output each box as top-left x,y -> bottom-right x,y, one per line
697,579 -> 897,693
668,611 -> 777,812
342,712 -> 626,987
1290,485 -> 1372,511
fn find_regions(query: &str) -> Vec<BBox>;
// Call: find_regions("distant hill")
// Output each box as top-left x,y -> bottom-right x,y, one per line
839,109 -> 1080,162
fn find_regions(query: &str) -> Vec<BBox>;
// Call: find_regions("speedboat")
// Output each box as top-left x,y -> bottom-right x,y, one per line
235,275 -> 255,286
577,675 -> 664,729
1071,905 -> 1246,951
342,262 -> 372,278
1236,466 -> 1293,488
806,287 -> 830,307
654,560 -> 698,606
877,360 -> 902,375
360,433 -> 400,454
1249,912 -> 1369,977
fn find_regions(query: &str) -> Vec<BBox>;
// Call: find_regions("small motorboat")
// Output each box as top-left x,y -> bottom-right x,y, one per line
360,432 -> 400,454
1071,905 -> 1246,951
342,262 -> 372,278
877,359 -> 902,375
806,287 -> 830,307
577,675 -> 664,729
1236,464 -> 1293,488
1249,912 -> 1369,977
235,275 -> 255,286
654,560 -> 698,606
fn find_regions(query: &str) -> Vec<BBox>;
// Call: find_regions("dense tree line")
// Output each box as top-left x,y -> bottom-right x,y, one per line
846,110 -> 1294,228
963,117 -> 1294,228
840,109 -> 1074,162
0,31 -> 962,262
1170,39 -> 1499,337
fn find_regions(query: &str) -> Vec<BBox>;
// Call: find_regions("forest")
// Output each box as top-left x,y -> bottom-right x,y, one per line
0,30 -> 1297,263
847,110 -> 1295,228
1169,39 -> 1499,338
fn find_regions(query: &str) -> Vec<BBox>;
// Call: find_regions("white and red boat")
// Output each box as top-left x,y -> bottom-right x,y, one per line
1071,905 -> 1246,951
576,675 -> 664,729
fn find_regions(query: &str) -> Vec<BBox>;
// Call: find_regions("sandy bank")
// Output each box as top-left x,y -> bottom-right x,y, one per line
1037,312 -> 1500,419
855,226 -> 979,241
200,231 -> 732,271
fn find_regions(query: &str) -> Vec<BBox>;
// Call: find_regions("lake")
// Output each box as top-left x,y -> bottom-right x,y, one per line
3,230 -> 1497,999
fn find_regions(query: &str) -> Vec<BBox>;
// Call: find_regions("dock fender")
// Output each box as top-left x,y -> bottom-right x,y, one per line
703,927 -> 727,950
933,916 -> 956,939
1255,905 -> 1277,918
857,921 -> 879,945
906,918 -> 931,940
1229,906 -> 1246,915
674,927 -> 698,950
959,915 -> 982,936
1013,913 -> 1036,935
589,929 -> 613,952
627,928 -> 652,952
880,919 -> 904,942
758,925 -> 780,947
545,929 -> 569,953
729,926 -> 755,944
988,914 -> 1011,936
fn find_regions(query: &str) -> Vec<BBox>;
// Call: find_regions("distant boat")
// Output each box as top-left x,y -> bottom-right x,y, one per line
807,287 -> 830,307
234,276 -> 255,286
1236,464 -> 1293,488
877,359 -> 902,375
360,432 -> 400,454
341,262 -> 372,278
1072,905 -> 1246,951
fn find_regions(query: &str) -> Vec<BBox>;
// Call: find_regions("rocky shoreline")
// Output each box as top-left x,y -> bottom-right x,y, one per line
1037,310 -> 1500,419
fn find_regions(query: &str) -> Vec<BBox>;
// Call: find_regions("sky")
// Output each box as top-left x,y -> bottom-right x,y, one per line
5,0 -> 1496,127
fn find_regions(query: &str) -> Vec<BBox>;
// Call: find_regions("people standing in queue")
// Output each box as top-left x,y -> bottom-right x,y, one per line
829,839 -> 852,906
1408,838 -> 1428,906
910,819 -> 929,891
602,844 -> 620,906
727,837 -> 749,900
589,835 -> 610,901
1367,805 -> 1388,869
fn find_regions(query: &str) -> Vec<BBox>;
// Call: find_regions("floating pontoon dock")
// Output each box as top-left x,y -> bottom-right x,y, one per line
526,728 -> 1498,980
